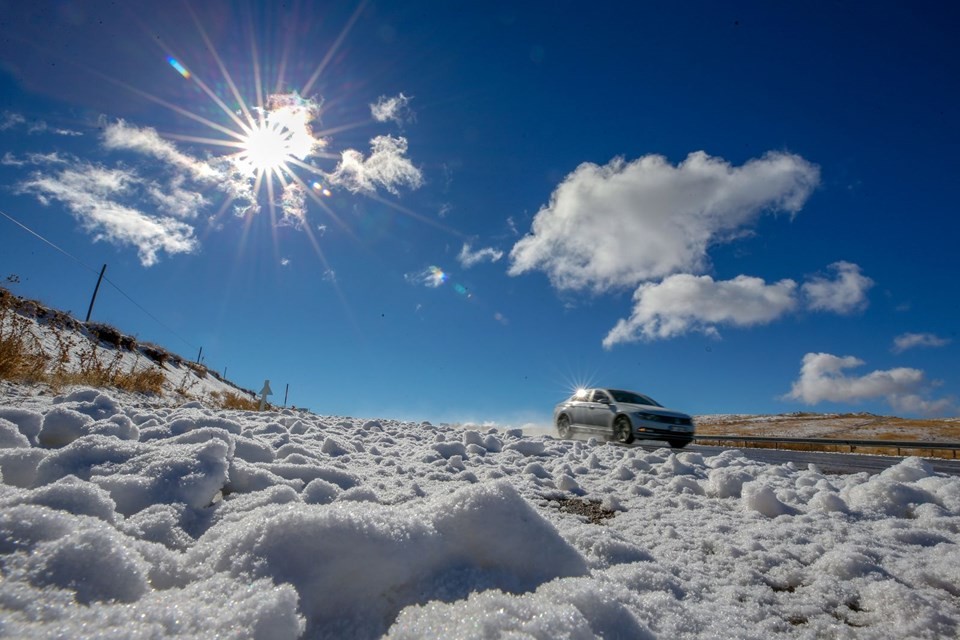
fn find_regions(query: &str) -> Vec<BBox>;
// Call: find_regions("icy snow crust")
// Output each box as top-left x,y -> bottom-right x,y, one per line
2,388 -> 960,639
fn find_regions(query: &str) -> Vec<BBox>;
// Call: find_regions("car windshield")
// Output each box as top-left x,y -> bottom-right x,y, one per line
609,390 -> 661,406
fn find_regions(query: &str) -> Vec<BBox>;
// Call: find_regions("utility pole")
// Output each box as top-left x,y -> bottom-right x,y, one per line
85,264 -> 107,323
196,346 -> 203,364
284,383 -> 289,407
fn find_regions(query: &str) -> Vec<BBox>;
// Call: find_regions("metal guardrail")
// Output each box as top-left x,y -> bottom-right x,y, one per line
692,435 -> 960,459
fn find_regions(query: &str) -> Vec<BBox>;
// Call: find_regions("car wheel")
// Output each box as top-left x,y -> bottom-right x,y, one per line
557,415 -> 572,439
669,439 -> 688,449
614,417 -> 634,444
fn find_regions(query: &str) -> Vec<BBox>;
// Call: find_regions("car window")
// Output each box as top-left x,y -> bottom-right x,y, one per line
592,390 -> 611,403
609,390 -> 661,406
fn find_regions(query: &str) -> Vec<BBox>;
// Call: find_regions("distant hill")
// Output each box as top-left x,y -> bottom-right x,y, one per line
695,412 -> 960,443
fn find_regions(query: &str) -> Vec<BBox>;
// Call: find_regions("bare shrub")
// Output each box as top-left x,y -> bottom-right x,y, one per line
175,371 -> 198,397
186,361 -> 208,379
86,322 -> 124,348
140,343 -> 170,367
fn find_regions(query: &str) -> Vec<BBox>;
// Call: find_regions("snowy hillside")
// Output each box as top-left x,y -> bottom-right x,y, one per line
1,287 -> 259,406
1,384 -> 959,639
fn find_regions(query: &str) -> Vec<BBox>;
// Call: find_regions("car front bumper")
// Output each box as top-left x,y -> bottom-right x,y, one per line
631,420 -> 694,442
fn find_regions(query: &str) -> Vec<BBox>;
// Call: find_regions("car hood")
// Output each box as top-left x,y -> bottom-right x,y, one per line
614,403 -> 691,419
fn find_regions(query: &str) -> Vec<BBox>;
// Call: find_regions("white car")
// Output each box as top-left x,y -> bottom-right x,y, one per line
553,388 -> 695,448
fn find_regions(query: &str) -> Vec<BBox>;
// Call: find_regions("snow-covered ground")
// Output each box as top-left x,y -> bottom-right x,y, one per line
2,384 -> 960,639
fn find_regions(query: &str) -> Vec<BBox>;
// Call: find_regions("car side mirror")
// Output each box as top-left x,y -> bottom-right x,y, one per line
596,397 -> 610,404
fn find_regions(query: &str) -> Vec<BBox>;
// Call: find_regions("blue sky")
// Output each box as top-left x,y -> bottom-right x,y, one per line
1,0 -> 957,424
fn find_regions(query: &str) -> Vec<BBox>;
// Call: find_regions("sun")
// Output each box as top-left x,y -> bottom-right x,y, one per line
238,122 -> 295,175
229,93 -> 324,182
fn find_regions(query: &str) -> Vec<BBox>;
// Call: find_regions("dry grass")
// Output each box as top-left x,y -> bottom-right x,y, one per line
53,344 -> 165,395
696,412 -> 960,442
0,302 -> 49,383
1,288 -> 165,395
211,390 -> 261,411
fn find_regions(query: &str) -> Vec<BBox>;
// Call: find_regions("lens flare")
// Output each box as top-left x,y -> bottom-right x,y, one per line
167,57 -> 191,79
427,266 -> 447,286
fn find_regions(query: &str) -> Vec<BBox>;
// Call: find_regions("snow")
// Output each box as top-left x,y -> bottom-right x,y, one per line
1,386 -> 960,639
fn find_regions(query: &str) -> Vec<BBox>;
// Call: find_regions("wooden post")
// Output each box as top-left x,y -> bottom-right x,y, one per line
85,264 -> 107,323
284,383 -> 289,407
196,346 -> 203,364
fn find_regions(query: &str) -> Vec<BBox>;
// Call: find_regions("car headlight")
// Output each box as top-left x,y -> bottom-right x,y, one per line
633,412 -> 657,421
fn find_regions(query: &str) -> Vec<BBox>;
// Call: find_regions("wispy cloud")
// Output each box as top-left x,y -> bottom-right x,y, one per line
370,93 -> 414,126
509,150 -> 820,292
892,332 -> 952,354
0,112 -> 26,131
785,352 -> 954,416
603,274 -> 797,346
144,176 -> 207,219
17,163 -> 197,266
405,266 -> 447,288
327,135 -> 423,195
102,120 -> 218,182
801,261 -> 873,314
2,112 -> 82,136
2,151 -> 71,167
458,243 -> 503,268
27,120 -> 83,136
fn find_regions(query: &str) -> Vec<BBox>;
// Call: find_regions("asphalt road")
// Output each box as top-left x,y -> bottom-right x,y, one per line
632,442 -> 960,477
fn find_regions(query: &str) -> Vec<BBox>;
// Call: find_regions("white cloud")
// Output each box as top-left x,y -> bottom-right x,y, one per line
98,119 -> 261,219
787,352 -> 956,416
888,393 -> 956,416
281,258 -> 291,267
458,243 -> 504,268
370,93 -> 414,125
280,181 -> 307,226
892,332 -> 952,354
508,151 -> 820,292
17,164 -> 197,266
102,120 -> 218,182
603,274 -> 798,346
327,135 -> 423,195
801,261 -> 873,314
146,174 -> 208,219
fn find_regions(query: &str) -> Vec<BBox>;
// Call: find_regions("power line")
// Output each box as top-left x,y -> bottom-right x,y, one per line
0,207 -> 198,351
0,208 -> 100,275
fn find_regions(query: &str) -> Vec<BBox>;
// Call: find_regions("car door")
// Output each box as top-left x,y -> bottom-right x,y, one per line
567,393 -> 591,427
583,390 -> 616,431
